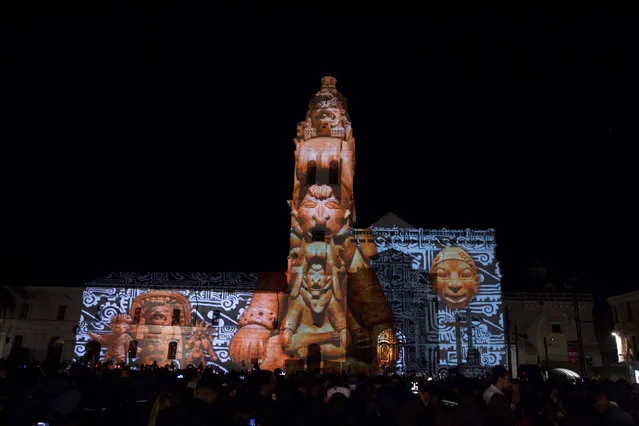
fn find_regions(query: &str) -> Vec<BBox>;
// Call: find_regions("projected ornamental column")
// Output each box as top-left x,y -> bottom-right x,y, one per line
230,76 -> 394,372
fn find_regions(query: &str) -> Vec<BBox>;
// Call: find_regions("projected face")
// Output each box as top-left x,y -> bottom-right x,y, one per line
297,185 -> 349,241
148,305 -> 172,325
430,247 -> 479,310
303,262 -> 331,298
310,95 -> 343,134
294,242 -> 342,317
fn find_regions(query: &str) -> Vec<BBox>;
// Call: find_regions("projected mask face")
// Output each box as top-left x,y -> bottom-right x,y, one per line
430,247 -> 479,310
310,95 -> 343,134
303,262 -> 331,298
297,185 -> 349,241
148,305 -> 172,326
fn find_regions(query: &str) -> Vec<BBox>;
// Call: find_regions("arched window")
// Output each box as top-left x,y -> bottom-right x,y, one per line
172,309 -> 181,326
311,230 -> 325,242
85,340 -> 101,364
12,335 -> 23,349
57,305 -> 67,321
377,329 -> 398,373
167,341 -> 178,360
20,304 -> 29,319
306,160 -> 317,185
307,343 -> 321,372
46,336 -> 64,365
329,160 -> 339,185
128,340 -> 138,359
133,307 -> 142,324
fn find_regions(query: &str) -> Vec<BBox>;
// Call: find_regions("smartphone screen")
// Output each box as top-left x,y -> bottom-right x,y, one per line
248,419 -> 256,426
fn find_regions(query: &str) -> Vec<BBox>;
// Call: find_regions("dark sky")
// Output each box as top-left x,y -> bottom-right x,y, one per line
3,7 -> 637,298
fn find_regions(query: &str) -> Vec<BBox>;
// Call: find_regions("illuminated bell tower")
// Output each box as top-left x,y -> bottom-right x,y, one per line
284,76 -> 393,370
230,76 -> 394,372
288,75 -> 356,264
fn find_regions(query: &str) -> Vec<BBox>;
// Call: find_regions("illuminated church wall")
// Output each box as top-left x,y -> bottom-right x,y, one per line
73,77 -> 504,375
74,273 -> 262,371
75,78 -> 396,373
358,227 -> 506,374
76,227 -> 505,375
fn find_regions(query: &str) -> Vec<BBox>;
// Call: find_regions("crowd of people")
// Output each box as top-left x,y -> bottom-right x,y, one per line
0,360 -> 638,426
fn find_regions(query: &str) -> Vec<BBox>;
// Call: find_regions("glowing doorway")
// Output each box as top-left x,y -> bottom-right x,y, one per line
377,329 -> 398,373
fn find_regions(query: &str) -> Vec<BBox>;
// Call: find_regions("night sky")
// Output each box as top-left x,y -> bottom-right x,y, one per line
3,8 -> 636,300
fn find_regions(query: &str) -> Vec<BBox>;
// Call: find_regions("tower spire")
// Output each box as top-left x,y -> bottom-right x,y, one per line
296,75 -> 351,141
321,74 -> 337,89
229,75 -> 395,373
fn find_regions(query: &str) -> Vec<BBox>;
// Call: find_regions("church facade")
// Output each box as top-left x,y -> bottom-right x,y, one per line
3,76 -> 505,375
357,222 -> 505,375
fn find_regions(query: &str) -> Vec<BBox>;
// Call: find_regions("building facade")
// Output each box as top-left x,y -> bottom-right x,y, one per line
4,77 -> 507,376
504,292 -> 602,378
355,218 -> 506,376
73,273 -> 270,369
0,286 -> 83,364
607,290 -> 639,383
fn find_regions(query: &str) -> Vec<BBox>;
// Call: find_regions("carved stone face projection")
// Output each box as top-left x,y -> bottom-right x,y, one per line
296,241 -> 342,315
301,259 -> 333,316
304,263 -> 330,297
430,247 -> 479,310
310,96 -> 343,135
130,292 -> 190,328
305,76 -> 350,138
148,305 -> 173,326
296,185 -> 350,241
237,296 -> 279,329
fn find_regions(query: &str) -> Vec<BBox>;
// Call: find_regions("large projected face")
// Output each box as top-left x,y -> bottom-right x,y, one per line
75,287 -> 254,370
297,242 -> 340,314
369,228 -> 505,373
295,185 -> 350,241
310,96 -> 344,135
430,247 -> 479,310
307,76 -> 348,137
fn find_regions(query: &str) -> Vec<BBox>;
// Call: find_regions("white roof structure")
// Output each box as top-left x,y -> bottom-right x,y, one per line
549,368 -> 581,380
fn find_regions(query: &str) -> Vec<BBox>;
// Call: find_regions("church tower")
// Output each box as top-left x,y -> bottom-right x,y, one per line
288,75 -> 356,268
229,77 -> 394,372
